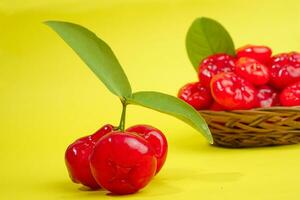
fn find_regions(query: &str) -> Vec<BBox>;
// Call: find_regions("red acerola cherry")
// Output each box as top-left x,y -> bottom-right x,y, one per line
198,53 -> 236,88
126,125 -> 167,174
211,72 -> 258,110
256,85 -> 279,108
280,81 -> 300,106
177,82 -> 212,110
209,101 -> 227,111
269,52 -> 300,89
236,45 -> 272,65
90,131 -> 157,195
235,57 -> 270,86
65,124 -> 114,189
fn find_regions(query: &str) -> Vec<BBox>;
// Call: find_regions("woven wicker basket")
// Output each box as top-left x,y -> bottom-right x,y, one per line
199,106 -> 300,148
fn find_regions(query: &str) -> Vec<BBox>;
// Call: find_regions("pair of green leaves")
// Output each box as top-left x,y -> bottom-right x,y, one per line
46,21 -> 213,143
186,17 -> 235,72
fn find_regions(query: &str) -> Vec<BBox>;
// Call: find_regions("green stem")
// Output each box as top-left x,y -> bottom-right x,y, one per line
118,100 -> 127,131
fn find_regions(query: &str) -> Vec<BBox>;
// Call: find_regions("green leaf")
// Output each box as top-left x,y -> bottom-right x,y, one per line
128,91 -> 213,143
186,17 -> 235,71
45,21 -> 132,98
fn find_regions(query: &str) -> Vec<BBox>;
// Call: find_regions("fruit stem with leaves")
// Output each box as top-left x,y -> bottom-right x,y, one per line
45,20 -> 213,143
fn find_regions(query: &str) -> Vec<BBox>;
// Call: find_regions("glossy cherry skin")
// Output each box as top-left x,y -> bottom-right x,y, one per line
90,131 -> 157,195
65,124 -> 114,189
126,125 -> 167,174
198,53 -> 236,88
209,101 -> 227,111
235,57 -> 270,86
177,82 -> 212,110
236,45 -> 272,65
210,72 -> 258,110
269,52 -> 300,89
256,85 -> 279,108
280,81 -> 300,106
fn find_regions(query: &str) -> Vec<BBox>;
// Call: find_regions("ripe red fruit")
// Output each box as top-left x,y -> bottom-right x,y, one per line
126,125 -> 167,174
198,53 -> 236,88
256,85 -> 279,108
177,82 -> 212,110
280,81 -> 300,106
209,101 -> 227,111
236,45 -> 272,65
235,57 -> 270,86
211,72 -> 258,110
90,131 -> 157,195
269,52 -> 300,89
65,124 -> 114,189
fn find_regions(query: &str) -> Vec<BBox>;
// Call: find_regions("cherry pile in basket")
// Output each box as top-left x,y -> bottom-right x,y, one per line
178,45 -> 300,111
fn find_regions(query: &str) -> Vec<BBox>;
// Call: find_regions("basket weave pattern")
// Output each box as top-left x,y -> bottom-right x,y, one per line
200,107 -> 300,148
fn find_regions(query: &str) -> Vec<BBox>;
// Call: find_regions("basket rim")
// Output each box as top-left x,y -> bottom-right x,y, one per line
199,106 -> 300,114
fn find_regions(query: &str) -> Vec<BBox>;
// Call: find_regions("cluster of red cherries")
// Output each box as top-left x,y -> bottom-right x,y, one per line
65,124 -> 167,194
178,45 -> 300,110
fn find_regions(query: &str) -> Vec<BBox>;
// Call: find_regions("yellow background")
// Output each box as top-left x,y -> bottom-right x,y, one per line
1,0 -> 300,199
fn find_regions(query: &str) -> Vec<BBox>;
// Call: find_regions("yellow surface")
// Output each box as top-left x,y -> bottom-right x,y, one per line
1,0 -> 300,199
